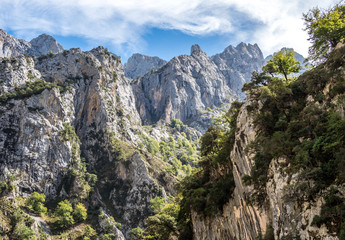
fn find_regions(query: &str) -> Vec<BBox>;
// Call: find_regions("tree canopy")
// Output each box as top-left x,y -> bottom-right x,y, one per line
263,49 -> 301,82
304,3 -> 345,62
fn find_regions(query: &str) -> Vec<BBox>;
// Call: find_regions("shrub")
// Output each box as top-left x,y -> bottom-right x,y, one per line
83,225 -> 96,240
129,227 -> 144,240
13,223 -> 36,240
55,200 -> 74,228
73,202 -> 87,222
26,192 -> 47,215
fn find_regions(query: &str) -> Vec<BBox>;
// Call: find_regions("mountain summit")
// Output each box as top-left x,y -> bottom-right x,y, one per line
0,29 -> 64,58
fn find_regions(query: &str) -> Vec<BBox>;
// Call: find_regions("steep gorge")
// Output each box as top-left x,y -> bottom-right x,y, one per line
189,45 -> 345,240
0,28 -> 339,240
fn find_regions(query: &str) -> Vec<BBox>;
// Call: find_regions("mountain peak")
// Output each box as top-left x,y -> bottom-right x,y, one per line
29,33 -> 64,56
125,53 -> 167,79
191,44 -> 203,56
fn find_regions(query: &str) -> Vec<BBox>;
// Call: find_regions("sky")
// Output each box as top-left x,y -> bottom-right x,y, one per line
0,0 -> 340,63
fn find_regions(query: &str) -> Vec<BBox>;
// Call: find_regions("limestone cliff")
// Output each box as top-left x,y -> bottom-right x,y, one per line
212,43 -> 265,99
124,53 -> 167,79
191,100 -> 269,240
0,38 -> 173,238
190,46 -> 345,240
0,29 -> 63,58
132,44 -> 237,125
191,100 -> 337,240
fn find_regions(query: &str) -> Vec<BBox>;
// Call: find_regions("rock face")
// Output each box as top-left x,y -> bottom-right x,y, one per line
0,29 -> 64,58
29,34 -> 64,56
0,29 -> 339,240
124,53 -> 167,79
132,44 -> 237,125
212,43 -> 265,99
0,34 -> 169,237
191,99 -> 337,240
0,29 -> 31,58
191,100 -> 269,240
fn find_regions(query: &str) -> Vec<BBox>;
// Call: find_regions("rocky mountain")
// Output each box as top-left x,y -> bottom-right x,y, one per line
0,29 -> 64,58
0,30 -> 202,239
0,28 -> 341,240
132,44 -> 237,127
0,40 -> 176,238
187,45 -> 345,239
212,42 -> 265,99
0,29 -> 31,58
124,53 -> 167,79
28,33 -> 64,56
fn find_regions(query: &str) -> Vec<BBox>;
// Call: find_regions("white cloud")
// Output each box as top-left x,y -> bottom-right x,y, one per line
0,0 -> 340,58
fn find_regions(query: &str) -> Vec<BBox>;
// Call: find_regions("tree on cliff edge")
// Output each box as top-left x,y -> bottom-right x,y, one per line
304,3 -> 345,62
263,49 -> 301,82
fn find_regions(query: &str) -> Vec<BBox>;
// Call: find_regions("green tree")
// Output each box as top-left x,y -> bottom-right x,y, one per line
129,227 -> 144,240
83,225 -> 96,240
263,49 -> 301,82
13,223 -> 36,240
199,126 -> 222,157
73,202 -> 87,222
101,234 -> 116,240
304,3 -> 345,62
26,192 -> 47,215
55,200 -> 74,228
150,197 -> 165,214
145,214 -> 177,240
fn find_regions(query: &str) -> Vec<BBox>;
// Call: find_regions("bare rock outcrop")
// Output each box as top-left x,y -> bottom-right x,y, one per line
212,42 -> 265,99
132,44 -> 237,125
0,29 -> 64,58
125,53 -> 167,79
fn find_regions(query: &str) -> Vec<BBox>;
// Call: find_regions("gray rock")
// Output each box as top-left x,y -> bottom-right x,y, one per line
191,99 -> 338,240
124,53 -> 167,79
212,42 -> 265,99
29,34 -> 64,56
133,44 -> 237,126
0,29 -> 31,58
0,29 -> 64,58
0,41 -> 169,237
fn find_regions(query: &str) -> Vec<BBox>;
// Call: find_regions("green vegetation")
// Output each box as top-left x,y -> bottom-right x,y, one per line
312,187 -> 345,238
0,79 -> 54,104
170,118 -> 184,131
73,202 -> 88,223
54,200 -> 87,228
26,192 -> 47,215
105,128 -> 135,161
0,174 -> 16,195
55,200 -> 75,228
139,133 -> 160,155
83,225 -> 97,240
263,49 -> 301,81
0,78 -> 73,105
178,101 -> 241,214
150,101 -> 241,239
141,196 -> 179,240
129,227 -> 144,240
98,210 -> 122,237
304,3 -> 345,62
59,123 -> 97,199
59,122 -> 81,144
0,194 -> 40,239
13,223 -> 36,240
242,44 -> 345,207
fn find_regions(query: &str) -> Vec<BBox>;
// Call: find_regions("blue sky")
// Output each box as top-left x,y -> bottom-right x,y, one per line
0,0 -> 339,63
